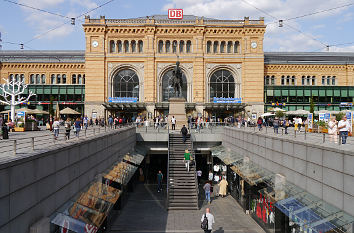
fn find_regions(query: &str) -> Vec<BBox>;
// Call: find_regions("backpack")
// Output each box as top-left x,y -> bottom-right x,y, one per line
201,214 -> 208,230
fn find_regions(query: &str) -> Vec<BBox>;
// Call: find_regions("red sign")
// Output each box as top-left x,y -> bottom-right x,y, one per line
168,9 -> 183,19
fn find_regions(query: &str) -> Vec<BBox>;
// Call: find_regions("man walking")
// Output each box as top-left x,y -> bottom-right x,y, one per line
197,169 -> 202,185
338,115 -> 351,144
201,208 -> 215,233
203,181 -> 211,204
157,170 -> 163,192
83,115 -> 89,130
171,116 -> 176,130
181,124 -> 188,143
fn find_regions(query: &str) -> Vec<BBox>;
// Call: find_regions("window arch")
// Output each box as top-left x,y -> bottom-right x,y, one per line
51,74 -> 56,84
117,40 -> 122,53
72,74 -> 76,84
41,74 -> 46,84
158,40 -> 163,53
234,41 -> 239,53
124,40 -> 129,53
209,69 -> 235,102
186,40 -> 191,53
113,69 -> 139,100
36,74 -> 40,84
110,40 -> 115,53
161,69 -> 187,101
179,40 -> 184,53
220,41 -> 225,53
15,74 -> 19,82
138,40 -> 143,53
213,41 -> 218,53
227,41 -> 232,53
207,41 -> 212,53
78,74 -> 82,84
172,40 -> 178,53
165,40 -> 171,53
9,74 -> 13,82
30,74 -> 35,84
131,40 -> 136,53
20,74 -> 25,83
62,74 -> 67,84
57,74 -> 61,84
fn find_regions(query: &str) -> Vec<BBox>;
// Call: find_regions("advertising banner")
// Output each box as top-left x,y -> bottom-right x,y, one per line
108,97 -> 137,103
213,97 -> 242,103
324,113 -> 331,122
17,111 -> 25,117
308,113 -> 313,129
319,113 -> 325,122
346,112 -> 353,132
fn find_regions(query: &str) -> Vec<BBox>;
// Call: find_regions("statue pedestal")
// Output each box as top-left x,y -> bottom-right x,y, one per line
168,98 -> 187,131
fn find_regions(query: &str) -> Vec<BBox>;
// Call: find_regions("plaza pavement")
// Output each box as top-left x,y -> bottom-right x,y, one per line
109,184 -> 265,233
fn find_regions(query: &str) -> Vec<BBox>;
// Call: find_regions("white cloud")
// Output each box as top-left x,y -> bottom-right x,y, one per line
329,45 -> 354,52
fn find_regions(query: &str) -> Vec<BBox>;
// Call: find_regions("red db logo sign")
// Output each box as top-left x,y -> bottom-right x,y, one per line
168,9 -> 183,19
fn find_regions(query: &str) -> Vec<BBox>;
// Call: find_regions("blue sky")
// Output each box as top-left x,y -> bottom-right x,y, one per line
1,0 -> 354,52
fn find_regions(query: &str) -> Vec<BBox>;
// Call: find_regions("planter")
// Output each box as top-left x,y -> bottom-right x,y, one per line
25,122 -> 38,131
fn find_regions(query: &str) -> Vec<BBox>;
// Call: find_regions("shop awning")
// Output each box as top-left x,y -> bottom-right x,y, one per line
204,103 -> 247,111
211,145 -> 354,232
102,102 -> 146,110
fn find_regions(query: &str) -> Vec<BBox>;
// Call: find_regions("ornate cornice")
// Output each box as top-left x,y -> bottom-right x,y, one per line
0,63 -> 85,69
265,64 -> 347,72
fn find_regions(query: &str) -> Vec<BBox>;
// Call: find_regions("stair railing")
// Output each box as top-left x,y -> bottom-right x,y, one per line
190,133 -> 198,203
166,125 -> 170,209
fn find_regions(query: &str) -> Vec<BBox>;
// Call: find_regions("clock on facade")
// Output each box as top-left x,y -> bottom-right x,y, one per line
92,41 -> 99,48
251,42 -> 257,49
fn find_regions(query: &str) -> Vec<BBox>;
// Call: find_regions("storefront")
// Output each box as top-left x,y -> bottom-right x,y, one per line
211,145 -> 354,233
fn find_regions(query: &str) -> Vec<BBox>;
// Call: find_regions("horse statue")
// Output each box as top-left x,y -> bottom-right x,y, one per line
171,61 -> 183,98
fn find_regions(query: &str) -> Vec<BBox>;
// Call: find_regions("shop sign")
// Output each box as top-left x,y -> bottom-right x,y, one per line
325,113 -> 331,122
308,113 -> 313,129
319,113 -> 325,121
168,9 -> 183,19
108,97 -> 137,103
340,102 -> 353,107
213,97 -> 242,103
17,111 -> 25,117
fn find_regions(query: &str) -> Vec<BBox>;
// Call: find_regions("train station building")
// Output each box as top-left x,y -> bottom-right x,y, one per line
1,15 -> 354,119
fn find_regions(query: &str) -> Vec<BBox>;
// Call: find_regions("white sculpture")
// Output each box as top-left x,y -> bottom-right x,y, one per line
0,78 -> 35,121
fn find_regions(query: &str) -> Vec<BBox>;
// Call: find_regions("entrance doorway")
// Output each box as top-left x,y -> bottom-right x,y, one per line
144,153 -> 168,184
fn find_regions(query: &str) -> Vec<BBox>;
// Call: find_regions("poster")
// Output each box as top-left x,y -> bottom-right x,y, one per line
319,113 -> 325,122
308,113 -> 313,129
92,112 -> 97,119
252,114 -> 257,120
346,112 -> 353,132
324,113 -> 331,122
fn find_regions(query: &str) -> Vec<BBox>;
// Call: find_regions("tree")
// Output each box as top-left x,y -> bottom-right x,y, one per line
275,110 -> 285,118
0,78 -> 35,121
310,96 -> 315,114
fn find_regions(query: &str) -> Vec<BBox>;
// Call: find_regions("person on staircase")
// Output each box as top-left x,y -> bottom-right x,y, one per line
218,177 -> 228,198
171,116 -> 176,130
184,149 -> 191,172
181,125 -> 188,143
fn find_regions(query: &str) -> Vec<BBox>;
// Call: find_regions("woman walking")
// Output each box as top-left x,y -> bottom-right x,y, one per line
74,117 -> 82,138
328,117 -> 337,143
53,118 -> 60,140
64,118 -> 72,140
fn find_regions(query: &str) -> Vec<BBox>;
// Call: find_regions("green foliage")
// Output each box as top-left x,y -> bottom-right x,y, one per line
318,120 -> 327,129
310,96 -> 315,114
275,111 -> 285,118
49,96 -> 54,117
336,112 -> 345,122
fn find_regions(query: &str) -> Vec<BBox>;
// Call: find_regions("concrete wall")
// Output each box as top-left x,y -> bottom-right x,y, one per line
223,127 -> 354,216
0,127 -> 136,233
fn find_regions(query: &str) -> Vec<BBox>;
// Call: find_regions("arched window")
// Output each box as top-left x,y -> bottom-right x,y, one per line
162,69 -> 187,101
110,40 -> 115,53
207,41 -> 211,53
213,41 -> 218,53
332,76 -> 336,85
234,41 -> 239,53
57,74 -> 61,84
138,40 -> 143,53
41,74 -> 46,84
117,40 -> 122,53
227,41 -> 232,53
179,40 -> 184,53
172,40 -> 177,53
30,74 -> 35,84
113,69 -> 139,100
124,40 -> 129,53
83,74 -> 85,84
131,40 -> 136,53
220,41 -> 225,53
209,69 -> 235,102
78,74 -> 82,84
36,74 -> 40,84
9,74 -> 13,82
15,74 -> 19,82
51,74 -> 56,84
186,40 -> 191,53
72,74 -> 77,84
158,40 -> 163,53
62,74 -> 67,84
20,74 -> 25,83
165,40 -> 171,53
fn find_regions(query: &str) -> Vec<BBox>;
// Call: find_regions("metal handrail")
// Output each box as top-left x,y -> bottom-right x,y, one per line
166,124 -> 170,209
190,133 -> 198,203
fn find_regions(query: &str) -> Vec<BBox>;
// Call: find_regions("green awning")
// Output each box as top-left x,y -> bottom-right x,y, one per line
36,88 -> 43,94
304,90 -> 311,96
75,88 -> 82,94
333,90 -> 340,97
319,90 -> 326,96
274,90 -> 281,96
59,88 -> 66,94
326,89 -> 333,96
312,90 -> 318,96
289,90 -> 296,96
267,90 -> 274,96
44,87 -> 51,94
341,90 -> 348,97
67,87 -> 74,94
297,90 -> 303,96
349,90 -> 354,97
282,90 -> 289,96
52,88 -> 58,94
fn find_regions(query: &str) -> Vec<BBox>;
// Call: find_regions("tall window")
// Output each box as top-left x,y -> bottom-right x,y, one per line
158,40 -> 163,53
41,74 -> 45,84
180,40 -> 184,53
206,41 -> 211,53
62,74 -> 67,84
186,40 -> 191,53
113,69 -> 139,100
124,40 -> 129,53
15,74 -> 19,82
220,41 -> 225,53
281,76 -> 285,85
110,40 -> 115,53
72,74 -> 77,84
51,74 -> 56,84
131,40 -> 136,53
332,76 -> 336,85
213,41 -> 218,53
117,40 -> 122,53
165,40 -> 171,53
172,40 -> 177,53
265,75 -> 270,85
227,41 -> 232,53
291,76 -> 296,85
234,41 -> 239,53
271,75 -> 275,85
30,74 -> 35,84
21,74 -> 25,83
57,74 -> 61,84
36,74 -> 40,84
138,40 -> 143,53
9,74 -> 13,82
78,74 -> 82,84
209,69 -> 235,102
162,69 -> 187,101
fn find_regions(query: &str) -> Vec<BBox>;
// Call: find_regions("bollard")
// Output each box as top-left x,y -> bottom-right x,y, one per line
282,128 -> 284,135
13,140 -> 17,155
304,129 -> 307,140
266,126 -> 268,134
93,129 -> 96,135
105,126 -> 106,132
294,130 -> 296,138
322,133 -> 325,143
146,126 -> 148,133
85,129 -> 87,137
98,128 -> 100,134
338,134 -> 341,145
31,137 -> 34,151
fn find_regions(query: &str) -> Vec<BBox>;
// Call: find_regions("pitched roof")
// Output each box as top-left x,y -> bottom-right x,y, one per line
0,50 -> 85,63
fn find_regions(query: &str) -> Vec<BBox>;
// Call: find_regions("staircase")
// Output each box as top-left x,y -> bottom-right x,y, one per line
167,133 -> 198,210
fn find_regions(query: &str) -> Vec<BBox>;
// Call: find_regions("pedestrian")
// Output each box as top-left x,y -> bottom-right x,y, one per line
298,117 -> 303,132
283,118 -> 289,134
171,116 -> 176,130
108,116 -> 113,128
201,208 -> 215,233
338,115 -> 351,144
257,117 -> 263,131
2,119 -> 9,139
53,117 -> 60,140
203,181 -> 211,204
184,149 -> 191,172
0,114 -> 3,138
89,117 -> 93,127
328,117 -> 338,143
273,117 -> 279,134
64,118 -> 72,140
294,117 -> 299,131
218,177 -> 228,198
95,118 -> 98,126
83,115 -> 88,130
74,117 -> 82,138
181,124 -> 188,143
157,170 -> 163,192
208,170 -> 213,181
197,169 -> 202,185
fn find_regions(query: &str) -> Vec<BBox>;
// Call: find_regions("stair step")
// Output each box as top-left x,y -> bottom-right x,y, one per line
168,206 -> 198,210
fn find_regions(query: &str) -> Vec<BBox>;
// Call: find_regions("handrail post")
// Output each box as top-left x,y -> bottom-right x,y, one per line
166,125 -> 170,209
294,130 -> 296,138
322,133 -> 325,143
85,129 -> 87,137
31,137 -> 34,151
304,129 -> 307,140
13,140 -> 17,155
93,128 -> 96,135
